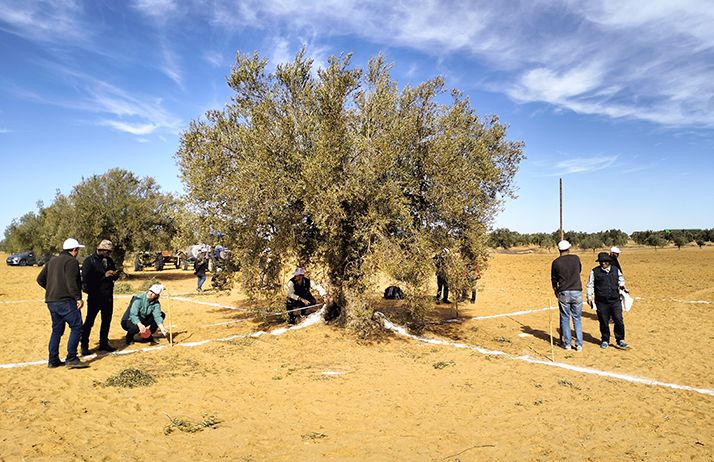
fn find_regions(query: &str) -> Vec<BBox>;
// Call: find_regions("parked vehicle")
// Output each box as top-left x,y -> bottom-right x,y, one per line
133,250 -> 181,271
6,250 -> 37,266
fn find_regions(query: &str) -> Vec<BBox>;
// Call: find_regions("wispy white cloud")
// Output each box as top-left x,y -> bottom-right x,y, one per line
0,0 -> 88,43
183,0 -> 714,129
131,0 -> 178,23
203,50 -> 225,68
555,156 -> 618,175
99,120 -> 159,135
0,128 -> 10,134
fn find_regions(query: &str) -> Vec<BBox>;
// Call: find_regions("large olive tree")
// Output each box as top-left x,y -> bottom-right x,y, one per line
177,50 -> 523,329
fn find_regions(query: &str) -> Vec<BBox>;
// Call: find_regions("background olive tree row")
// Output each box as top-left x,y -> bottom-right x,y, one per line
0,168 -> 178,270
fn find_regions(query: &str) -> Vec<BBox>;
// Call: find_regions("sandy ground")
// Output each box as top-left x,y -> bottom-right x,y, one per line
0,246 -> 712,461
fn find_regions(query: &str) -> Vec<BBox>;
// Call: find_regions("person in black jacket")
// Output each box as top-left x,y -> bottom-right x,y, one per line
80,239 -> 120,355
551,240 -> 583,351
194,252 -> 209,292
36,238 -> 89,369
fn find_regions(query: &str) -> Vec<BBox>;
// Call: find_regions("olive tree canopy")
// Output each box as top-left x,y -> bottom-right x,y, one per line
177,50 -> 523,327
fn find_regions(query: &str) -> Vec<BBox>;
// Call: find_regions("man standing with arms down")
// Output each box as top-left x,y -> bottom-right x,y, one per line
587,252 -> 629,350
36,238 -> 89,369
551,240 -> 583,351
81,239 -> 120,355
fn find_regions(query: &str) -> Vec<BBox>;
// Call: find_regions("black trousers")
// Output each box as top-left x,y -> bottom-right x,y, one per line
436,275 -> 449,302
121,312 -> 165,341
286,296 -> 316,323
82,294 -> 113,348
596,298 -> 625,343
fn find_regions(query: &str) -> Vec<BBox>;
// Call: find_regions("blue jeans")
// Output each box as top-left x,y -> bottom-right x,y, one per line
197,274 -> 206,290
557,290 -> 583,347
47,299 -> 83,364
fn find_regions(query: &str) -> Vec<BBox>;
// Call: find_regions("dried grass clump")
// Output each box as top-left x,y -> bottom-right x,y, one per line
164,414 -> 220,435
104,368 -> 156,388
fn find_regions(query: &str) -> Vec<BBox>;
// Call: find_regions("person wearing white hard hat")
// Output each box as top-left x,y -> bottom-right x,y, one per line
120,284 -> 168,344
36,238 -> 89,369
609,246 -> 623,272
550,240 -> 584,351
80,239 -> 120,355
285,267 -> 327,324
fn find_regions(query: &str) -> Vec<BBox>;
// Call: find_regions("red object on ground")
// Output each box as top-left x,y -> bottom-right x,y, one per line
140,329 -> 151,339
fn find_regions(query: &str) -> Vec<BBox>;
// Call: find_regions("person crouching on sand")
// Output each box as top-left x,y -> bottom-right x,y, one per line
121,284 -> 168,345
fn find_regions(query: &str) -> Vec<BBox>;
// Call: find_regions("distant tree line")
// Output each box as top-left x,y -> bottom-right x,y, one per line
0,169 -> 178,270
488,228 -> 713,250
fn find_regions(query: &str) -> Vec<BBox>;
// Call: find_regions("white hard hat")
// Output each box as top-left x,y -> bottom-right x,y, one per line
148,284 -> 164,295
610,246 -> 621,254
63,238 -> 85,250
293,267 -> 305,276
557,240 -> 571,251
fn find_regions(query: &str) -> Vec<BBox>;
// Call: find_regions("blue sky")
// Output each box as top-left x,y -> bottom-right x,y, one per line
1,0 -> 713,236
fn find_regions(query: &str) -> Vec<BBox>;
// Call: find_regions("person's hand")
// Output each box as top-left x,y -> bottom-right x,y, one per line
301,297 -> 309,306
587,298 -> 594,309
105,270 -> 116,278
76,300 -> 84,310
138,324 -> 147,335
159,326 -> 168,336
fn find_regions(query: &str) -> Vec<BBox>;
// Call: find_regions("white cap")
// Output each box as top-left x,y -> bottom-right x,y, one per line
63,238 -> 85,250
293,267 -> 305,276
610,246 -> 621,254
557,240 -> 571,251
148,284 -> 164,295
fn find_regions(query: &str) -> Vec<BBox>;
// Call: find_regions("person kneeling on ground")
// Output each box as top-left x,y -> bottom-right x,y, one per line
121,284 -> 168,345
286,267 -> 328,324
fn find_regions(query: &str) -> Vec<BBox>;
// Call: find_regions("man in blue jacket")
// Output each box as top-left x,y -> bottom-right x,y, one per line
36,238 -> 90,369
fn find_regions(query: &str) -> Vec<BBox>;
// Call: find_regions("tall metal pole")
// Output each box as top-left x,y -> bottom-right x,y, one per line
560,178 -> 563,241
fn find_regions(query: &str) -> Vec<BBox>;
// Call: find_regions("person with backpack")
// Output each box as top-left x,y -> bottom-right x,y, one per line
121,284 -> 168,345
587,252 -> 629,350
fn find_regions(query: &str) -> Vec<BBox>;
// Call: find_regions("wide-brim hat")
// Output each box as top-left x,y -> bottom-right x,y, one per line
610,246 -> 621,254
148,284 -> 164,295
293,267 -> 305,277
596,252 -> 611,262
97,239 -> 114,251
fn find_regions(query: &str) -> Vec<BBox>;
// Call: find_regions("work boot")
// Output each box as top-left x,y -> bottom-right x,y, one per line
66,359 -> 89,369
80,346 -> 91,356
98,343 -> 117,353
48,360 -> 65,368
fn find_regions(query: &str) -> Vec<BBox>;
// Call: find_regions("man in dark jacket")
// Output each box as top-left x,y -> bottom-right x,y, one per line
587,252 -> 629,350
194,252 -> 208,292
80,239 -> 120,355
551,240 -> 583,351
36,238 -> 89,369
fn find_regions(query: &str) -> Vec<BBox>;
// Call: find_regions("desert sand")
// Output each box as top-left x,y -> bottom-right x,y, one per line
1,246 -> 712,461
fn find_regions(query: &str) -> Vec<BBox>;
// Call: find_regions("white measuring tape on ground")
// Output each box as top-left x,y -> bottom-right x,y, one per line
373,312 -> 714,398
0,308 -> 325,370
